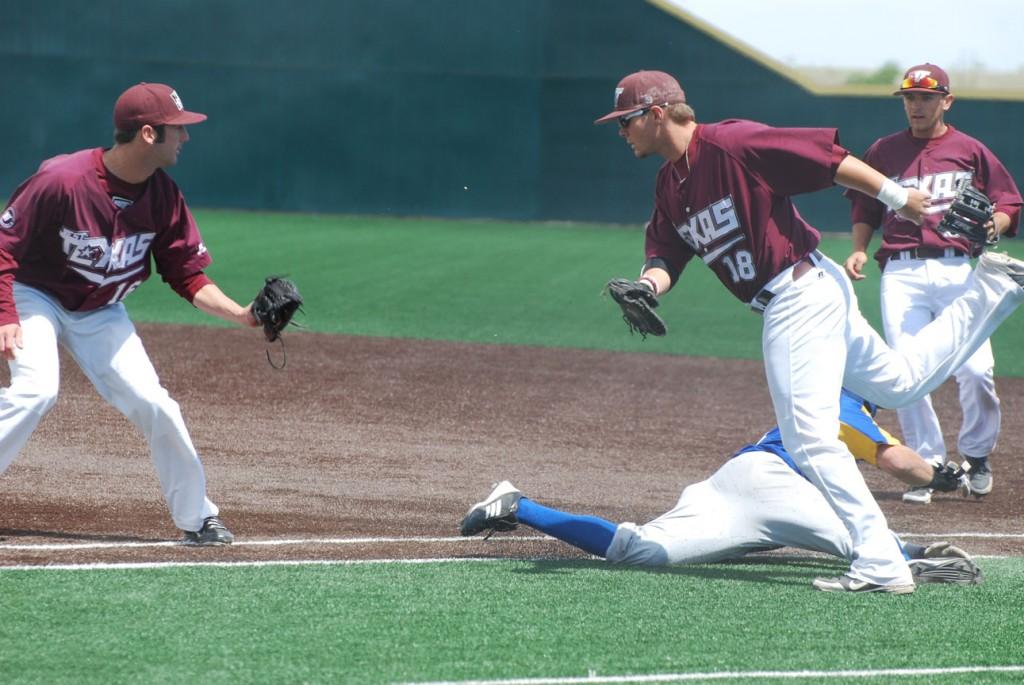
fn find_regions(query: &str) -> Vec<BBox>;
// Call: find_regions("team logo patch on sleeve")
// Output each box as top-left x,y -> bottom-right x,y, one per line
1,207 -> 15,229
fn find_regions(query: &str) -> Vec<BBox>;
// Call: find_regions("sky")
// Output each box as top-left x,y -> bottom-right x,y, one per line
672,0 -> 1024,72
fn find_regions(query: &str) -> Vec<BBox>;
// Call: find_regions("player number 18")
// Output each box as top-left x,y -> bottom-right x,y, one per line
723,249 -> 756,282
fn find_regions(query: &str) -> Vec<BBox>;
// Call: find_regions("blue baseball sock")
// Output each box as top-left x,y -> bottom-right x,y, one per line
517,497 -> 618,557
892,532 -> 914,560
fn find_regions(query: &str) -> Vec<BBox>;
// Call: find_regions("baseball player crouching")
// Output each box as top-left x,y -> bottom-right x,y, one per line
844,63 -> 1022,503
460,389 -> 982,590
0,83 -> 267,545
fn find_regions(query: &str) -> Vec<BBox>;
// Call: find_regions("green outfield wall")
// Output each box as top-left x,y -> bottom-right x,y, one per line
4,0 -> 1023,230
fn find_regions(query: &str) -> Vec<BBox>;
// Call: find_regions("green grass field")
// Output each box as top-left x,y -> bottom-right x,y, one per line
126,210 -> 1024,375
3,211 -> 1024,684
1,558 -> 1023,684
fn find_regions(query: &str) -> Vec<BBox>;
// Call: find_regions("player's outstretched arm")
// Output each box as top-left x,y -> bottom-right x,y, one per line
874,444 -> 933,487
835,155 -> 930,225
875,444 -> 969,494
191,282 -> 259,328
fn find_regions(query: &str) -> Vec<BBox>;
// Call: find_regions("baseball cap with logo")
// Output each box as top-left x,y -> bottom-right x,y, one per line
594,70 -> 687,125
113,82 -> 208,130
894,63 -> 951,95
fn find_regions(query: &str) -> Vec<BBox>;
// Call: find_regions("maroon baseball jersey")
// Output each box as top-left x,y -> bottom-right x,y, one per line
846,125 -> 1022,267
646,120 -> 847,303
0,148 -> 212,322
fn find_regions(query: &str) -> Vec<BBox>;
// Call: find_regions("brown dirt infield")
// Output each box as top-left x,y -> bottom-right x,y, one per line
1,324 -> 1021,566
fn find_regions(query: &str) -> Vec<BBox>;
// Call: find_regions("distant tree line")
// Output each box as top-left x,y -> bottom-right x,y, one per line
846,61 -> 903,86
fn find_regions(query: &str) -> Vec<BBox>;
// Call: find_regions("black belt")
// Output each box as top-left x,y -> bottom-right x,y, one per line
888,247 -> 968,261
750,289 -> 775,313
750,251 -> 822,314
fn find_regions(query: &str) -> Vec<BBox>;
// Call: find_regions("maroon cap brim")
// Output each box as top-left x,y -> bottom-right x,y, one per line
594,108 -> 639,125
163,110 -> 208,125
893,87 -> 949,96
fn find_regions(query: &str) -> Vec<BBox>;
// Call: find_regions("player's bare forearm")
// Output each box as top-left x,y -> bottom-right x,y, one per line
834,156 -> 930,224
0,322 -> 22,360
834,156 -> 891,198
639,265 -> 672,295
191,283 -> 259,328
874,444 -> 933,486
850,222 -> 875,254
844,223 -> 875,281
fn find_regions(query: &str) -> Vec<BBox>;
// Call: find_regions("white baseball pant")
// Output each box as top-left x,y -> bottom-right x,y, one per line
759,252 -> 1021,587
606,451 -> 853,565
0,283 -> 218,531
880,256 -> 999,463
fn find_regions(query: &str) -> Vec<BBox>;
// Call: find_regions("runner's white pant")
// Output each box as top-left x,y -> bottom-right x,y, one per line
606,451 -> 853,565
759,253 -> 1021,586
881,257 -> 999,463
0,284 -> 218,531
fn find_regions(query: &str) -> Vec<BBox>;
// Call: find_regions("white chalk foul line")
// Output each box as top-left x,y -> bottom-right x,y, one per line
0,551 -> 1012,573
0,532 -> 1017,571
0,534 -> 554,551
398,665 -> 1024,685
895,531 -> 1024,539
0,556 -> 519,572
1,531 -> 1021,552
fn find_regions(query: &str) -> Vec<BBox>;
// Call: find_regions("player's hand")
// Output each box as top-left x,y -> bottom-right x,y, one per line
985,218 -> 999,244
0,323 -> 23,360
844,251 -> 869,281
896,188 -> 931,225
241,303 -> 260,328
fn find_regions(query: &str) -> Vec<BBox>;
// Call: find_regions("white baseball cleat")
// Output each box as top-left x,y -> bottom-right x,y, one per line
901,486 -> 932,504
979,251 -> 1024,288
459,481 -> 522,537
812,574 -> 915,594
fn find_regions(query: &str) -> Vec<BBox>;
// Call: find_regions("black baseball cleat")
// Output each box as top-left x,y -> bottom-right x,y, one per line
459,481 -> 522,537
183,516 -> 234,546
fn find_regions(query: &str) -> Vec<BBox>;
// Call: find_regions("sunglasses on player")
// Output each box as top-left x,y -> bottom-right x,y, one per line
618,107 -> 652,128
900,75 -> 949,93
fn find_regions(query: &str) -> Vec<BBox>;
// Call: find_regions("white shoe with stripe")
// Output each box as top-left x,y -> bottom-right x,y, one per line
459,481 -> 522,537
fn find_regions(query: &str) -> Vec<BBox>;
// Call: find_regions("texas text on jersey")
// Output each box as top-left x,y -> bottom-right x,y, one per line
0,147 -> 210,313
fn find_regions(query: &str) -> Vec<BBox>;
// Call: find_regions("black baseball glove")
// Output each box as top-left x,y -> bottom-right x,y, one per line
252,276 -> 304,343
908,556 -> 984,585
935,183 -> 996,248
927,462 -> 970,495
606,278 -> 666,339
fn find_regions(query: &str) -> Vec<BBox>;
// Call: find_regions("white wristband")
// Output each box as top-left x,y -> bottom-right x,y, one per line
638,276 -> 659,295
876,178 -> 909,211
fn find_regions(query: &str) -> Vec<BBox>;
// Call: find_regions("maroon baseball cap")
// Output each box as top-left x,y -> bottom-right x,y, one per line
894,63 -> 951,95
594,70 -> 687,125
113,82 -> 207,130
